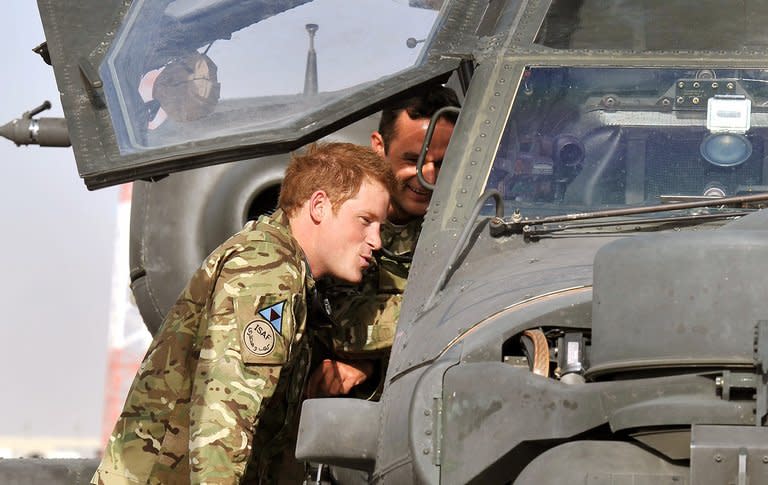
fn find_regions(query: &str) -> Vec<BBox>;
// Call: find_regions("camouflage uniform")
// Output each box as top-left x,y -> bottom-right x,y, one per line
93,210 -> 314,485
327,218 -> 422,361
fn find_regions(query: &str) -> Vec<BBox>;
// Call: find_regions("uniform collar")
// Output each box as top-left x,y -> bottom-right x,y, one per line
269,208 -> 316,289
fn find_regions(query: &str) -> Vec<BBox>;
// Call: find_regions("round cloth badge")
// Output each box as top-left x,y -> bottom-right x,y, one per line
243,318 -> 276,356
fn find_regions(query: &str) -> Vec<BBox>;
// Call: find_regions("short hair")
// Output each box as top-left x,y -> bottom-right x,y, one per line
378,84 -> 461,154
279,142 -> 397,217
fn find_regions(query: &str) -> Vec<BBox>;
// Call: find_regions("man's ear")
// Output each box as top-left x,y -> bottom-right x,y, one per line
308,190 -> 329,224
371,131 -> 386,157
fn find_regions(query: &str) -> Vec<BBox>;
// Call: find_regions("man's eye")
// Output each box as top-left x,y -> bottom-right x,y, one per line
360,217 -> 372,225
403,157 -> 418,165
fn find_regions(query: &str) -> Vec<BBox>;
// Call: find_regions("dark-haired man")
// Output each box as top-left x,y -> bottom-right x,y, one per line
92,143 -> 395,485
311,85 -> 460,397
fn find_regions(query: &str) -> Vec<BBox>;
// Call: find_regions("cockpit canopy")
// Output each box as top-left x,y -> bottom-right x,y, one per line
39,0 -> 468,188
37,0 -> 768,189
100,0 -> 443,154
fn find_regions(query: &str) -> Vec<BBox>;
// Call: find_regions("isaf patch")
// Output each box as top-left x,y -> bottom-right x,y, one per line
236,296 -> 290,365
242,317 -> 276,356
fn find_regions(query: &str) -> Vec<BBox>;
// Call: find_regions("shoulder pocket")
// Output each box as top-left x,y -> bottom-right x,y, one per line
378,258 -> 409,292
234,295 -> 290,365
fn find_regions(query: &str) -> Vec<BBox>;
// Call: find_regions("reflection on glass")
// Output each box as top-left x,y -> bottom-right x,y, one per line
100,0 -> 440,154
485,67 -> 768,218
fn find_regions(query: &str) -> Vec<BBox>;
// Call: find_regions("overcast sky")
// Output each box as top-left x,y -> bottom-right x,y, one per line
0,3 -> 118,446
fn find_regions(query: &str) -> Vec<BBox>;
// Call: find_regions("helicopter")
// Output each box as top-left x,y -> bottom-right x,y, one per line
4,0 -> 768,483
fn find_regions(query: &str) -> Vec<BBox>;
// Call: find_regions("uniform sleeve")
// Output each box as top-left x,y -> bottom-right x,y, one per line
329,294 -> 400,355
188,242 -> 305,484
326,257 -> 403,358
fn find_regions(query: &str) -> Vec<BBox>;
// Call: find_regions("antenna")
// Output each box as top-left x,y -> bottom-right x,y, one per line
304,23 -> 318,96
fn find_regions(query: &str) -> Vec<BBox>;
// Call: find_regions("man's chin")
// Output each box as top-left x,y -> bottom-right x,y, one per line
390,199 -> 429,223
404,201 -> 429,218
339,271 -> 363,284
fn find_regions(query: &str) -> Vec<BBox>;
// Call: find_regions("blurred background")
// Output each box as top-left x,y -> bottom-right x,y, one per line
0,2 -> 137,459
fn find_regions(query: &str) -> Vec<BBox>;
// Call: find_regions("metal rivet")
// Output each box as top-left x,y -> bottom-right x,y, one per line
423,448 -> 430,455
424,409 -> 431,416
714,454 -> 722,462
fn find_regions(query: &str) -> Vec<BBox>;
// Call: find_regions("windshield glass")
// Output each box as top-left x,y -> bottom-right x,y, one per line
485,67 -> 768,218
100,0 -> 442,154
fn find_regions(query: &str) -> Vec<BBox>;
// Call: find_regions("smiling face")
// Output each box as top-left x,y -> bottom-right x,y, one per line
315,178 -> 390,283
372,111 -> 455,224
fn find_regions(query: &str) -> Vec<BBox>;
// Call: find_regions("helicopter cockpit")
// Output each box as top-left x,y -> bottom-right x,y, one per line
484,66 -> 768,219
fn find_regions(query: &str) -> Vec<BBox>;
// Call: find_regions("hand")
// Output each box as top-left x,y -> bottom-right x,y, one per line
305,359 -> 374,398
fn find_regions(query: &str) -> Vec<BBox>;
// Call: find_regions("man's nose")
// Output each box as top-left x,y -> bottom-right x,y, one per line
367,226 -> 382,251
422,160 -> 438,185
